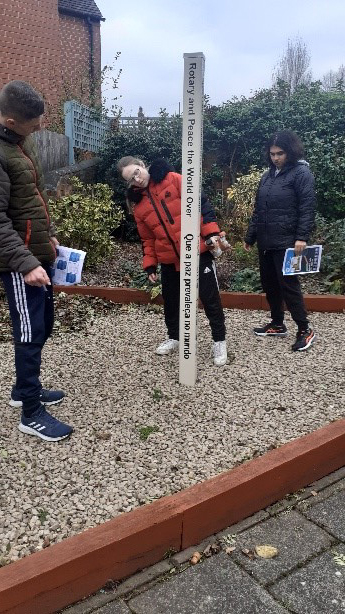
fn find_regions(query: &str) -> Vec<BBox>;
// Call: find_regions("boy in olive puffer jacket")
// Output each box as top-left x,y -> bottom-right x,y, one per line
0,80 -> 72,441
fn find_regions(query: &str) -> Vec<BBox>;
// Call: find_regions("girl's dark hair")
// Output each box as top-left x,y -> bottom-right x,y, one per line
0,80 -> 44,120
265,130 -> 305,166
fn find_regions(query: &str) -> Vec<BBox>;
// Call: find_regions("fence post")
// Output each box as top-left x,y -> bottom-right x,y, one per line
64,101 -> 75,165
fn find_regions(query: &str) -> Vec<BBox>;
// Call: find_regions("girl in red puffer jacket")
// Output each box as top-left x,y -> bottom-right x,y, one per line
117,156 -> 229,366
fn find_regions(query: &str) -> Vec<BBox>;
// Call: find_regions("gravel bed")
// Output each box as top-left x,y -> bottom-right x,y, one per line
0,305 -> 344,566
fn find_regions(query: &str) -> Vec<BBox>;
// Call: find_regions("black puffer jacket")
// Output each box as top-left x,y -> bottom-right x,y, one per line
245,161 -> 316,251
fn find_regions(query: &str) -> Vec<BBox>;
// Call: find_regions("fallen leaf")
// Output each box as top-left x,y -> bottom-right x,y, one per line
255,545 -> 278,559
241,548 -> 255,560
190,551 -> 202,565
225,546 -> 236,555
333,553 -> 345,566
203,543 -> 220,557
310,490 -> 318,497
203,545 -> 213,557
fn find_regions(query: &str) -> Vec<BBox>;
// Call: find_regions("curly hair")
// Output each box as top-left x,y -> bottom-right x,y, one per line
265,130 -> 305,166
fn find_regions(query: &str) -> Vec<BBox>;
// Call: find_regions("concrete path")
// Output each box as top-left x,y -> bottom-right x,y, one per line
63,467 -> 345,614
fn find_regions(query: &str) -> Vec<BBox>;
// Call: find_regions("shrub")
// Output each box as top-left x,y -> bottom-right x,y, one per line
313,215 -> 345,293
120,261 -> 162,299
49,177 -> 123,267
231,241 -> 259,268
226,167 -> 264,241
227,268 -> 262,293
305,134 -> 345,219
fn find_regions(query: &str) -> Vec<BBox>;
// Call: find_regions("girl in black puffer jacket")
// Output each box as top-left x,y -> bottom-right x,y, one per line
244,130 -> 316,352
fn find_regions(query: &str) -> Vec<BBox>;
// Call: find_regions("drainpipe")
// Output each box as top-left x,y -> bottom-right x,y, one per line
86,16 -> 95,102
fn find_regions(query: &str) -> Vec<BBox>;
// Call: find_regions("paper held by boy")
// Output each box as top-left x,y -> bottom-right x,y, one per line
51,245 -> 86,285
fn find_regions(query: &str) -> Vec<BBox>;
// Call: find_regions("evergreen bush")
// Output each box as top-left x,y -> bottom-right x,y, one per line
49,177 -> 123,267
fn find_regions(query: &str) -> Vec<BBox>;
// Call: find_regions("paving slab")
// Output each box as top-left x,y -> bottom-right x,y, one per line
309,468 -> 345,490
303,488 -> 345,541
215,510 -> 270,540
298,478 -> 345,512
127,552 -> 288,614
270,543 -> 345,613
230,510 -> 334,585
94,601 -> 130,613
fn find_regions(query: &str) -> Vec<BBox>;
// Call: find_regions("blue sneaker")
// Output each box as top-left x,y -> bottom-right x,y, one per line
18,406 -> 73,442
10,388 -> 65,408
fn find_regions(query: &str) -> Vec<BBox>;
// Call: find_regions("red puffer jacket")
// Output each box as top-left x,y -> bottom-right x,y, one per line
128,159 -> 220,272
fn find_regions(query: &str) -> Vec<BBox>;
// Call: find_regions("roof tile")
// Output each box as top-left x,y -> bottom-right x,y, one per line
58,0 -> 104,20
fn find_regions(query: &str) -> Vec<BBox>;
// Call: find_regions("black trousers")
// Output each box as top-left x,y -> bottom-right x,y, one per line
259,249 -> 308,329
0,263 -> 54,413
161,251 -> 226,342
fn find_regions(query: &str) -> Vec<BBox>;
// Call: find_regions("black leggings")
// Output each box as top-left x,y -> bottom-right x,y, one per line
161,251 -> 226,342
259,249 -> 308,329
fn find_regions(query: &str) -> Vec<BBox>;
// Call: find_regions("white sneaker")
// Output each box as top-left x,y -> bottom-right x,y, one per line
156,339 -> 179,355
213,340 -> 227,366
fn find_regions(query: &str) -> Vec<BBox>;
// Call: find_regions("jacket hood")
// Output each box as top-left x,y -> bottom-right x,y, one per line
269,159 -> 310,176
148,158 -> 175,184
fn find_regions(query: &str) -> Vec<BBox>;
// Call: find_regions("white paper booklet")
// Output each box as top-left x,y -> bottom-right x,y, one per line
282,245 -> 322,276
51,246 -> 86,285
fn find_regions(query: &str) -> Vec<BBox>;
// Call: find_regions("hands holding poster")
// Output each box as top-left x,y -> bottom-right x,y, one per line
282,245 -> 322,276
51,245 -> 86,285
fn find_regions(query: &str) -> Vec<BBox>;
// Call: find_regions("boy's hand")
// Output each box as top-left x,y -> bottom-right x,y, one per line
24,266 -> 51,287
148,273 -> 157,283
294,240 -> 306,255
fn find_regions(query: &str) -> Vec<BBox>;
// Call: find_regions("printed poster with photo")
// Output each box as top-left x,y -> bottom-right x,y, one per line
282,245 -> 322,276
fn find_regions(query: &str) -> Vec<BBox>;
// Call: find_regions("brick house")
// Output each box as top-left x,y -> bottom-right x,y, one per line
0,0 -> 104,128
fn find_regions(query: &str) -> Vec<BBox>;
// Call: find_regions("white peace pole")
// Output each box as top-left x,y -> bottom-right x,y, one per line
179,52 -> 205,386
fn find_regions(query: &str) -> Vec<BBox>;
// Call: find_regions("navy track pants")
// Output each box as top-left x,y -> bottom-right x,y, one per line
0,264 -> 54,413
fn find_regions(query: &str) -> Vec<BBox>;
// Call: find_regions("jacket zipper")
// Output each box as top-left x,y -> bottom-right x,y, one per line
160,199 -> 175,224
147,189 -> 180,260
17,145 -> 57,257
24,219 -> 32,246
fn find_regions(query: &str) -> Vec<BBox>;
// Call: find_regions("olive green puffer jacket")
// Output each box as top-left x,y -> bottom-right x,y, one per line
0,125 -> 56,274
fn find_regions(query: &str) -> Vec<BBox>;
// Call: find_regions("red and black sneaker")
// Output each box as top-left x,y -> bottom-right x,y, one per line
253,322 -> 288,337
292,328 -> 316,352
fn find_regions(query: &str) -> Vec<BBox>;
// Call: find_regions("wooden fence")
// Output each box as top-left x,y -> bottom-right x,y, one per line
32,129 -> 69,174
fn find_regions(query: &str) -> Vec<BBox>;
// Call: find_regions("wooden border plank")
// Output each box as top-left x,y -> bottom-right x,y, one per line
53,286 -> 345,313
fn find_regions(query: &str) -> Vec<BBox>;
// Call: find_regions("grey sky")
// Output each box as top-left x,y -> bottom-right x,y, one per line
95,0 -> 345,117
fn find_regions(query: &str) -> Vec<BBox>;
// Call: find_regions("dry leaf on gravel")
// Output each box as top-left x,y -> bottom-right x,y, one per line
203,543 -> 221,557
225,546 -> 236,555
333,552 -> 345,566
255,545 -> 278,559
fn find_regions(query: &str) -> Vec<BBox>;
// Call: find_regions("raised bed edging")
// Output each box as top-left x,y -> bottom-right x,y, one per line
54,285 -> 345,313
1,419 -> 345,614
